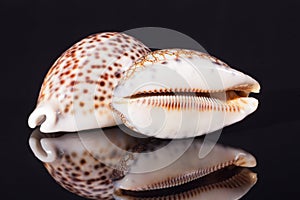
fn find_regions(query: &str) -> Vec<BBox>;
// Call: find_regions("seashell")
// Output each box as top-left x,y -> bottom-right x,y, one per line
28,32 -> 150,133
112,49 -> 260,138
29,127 -> 257,200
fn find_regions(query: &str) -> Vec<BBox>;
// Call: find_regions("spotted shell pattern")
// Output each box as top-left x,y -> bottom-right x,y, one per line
44,153 -> 115,200
29,32 -> 150,132
124,48 -> 230,77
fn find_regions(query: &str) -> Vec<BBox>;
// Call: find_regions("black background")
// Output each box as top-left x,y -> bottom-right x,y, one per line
1,0 -> 300,199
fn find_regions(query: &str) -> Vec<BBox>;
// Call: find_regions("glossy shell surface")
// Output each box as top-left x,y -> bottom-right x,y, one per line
28,32 -> 150,133
112,49 -> 260,138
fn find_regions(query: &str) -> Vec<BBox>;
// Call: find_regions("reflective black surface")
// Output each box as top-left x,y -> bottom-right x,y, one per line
29,127 -> 257,200
1,0 -> 300,199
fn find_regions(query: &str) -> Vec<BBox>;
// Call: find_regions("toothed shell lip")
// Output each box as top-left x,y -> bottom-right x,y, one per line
115,151 -> 256,191
114,153 -> 257,200
114,169 -> 257,199
113,73 -> 260,99
111,72 -> 260,138
114,84 -> 260,99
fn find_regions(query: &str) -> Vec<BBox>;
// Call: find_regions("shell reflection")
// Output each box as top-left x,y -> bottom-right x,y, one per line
29,127 -> 257,200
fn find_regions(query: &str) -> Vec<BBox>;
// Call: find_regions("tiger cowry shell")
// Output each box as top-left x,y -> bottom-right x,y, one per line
28,32 -> 150,133
112,49 -> 260,138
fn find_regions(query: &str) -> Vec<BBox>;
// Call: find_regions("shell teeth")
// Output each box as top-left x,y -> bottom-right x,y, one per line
113,137 -> 257,200
115,169 -> 257,200
130,88 -> 225,97
114,137 -> 257,191
138,159 -> 236,191
131,95 -> 240,112
127,86 -> 259,99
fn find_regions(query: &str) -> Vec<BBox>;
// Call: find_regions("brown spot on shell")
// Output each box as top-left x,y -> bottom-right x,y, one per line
99,81 -> 105,86
43,149 -> 115,200
80,159 -> 86,165
99,96 -> 105,101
